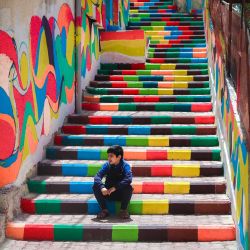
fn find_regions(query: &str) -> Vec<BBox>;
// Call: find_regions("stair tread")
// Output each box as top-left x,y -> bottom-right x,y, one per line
8,214 -> 235,225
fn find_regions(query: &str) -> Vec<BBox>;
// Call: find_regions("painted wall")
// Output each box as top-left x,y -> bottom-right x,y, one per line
0,0 -> 76,188
204,4 -> 249,250
100,30 -> 146,63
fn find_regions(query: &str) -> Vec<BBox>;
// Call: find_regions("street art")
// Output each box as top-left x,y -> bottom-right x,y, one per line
205,6 -> 249,250
0,3 -> 75,187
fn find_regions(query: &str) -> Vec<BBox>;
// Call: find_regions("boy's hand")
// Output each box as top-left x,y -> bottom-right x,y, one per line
108,187 -> 116,195
101,188 -> 109,196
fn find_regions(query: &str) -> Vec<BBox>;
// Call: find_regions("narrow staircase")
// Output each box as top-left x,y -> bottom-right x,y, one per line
6,0 -> 236,244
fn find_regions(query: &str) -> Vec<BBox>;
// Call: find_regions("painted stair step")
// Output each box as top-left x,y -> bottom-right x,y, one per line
127,26 -> 204,31
62,124 -> 217,135
20,194 -> 231,215
129,21 -> 203,26
88,81 -> 210,88
94,75 -> 209,81
149,39 -> 206,44
37,160 -> 223,177
45,146 -> 221,161
67,113 -> 215,125
129,9 -> 177,13
97,69 -> 209,76
27,176 -> 226,194
83,95 -> 211,103
146,35 -> 206,41
130,17 -> 203,21
130,13 -> 202,17
54,134 -> 219,147
147,52 -> 206,58
146,58 -> 208,63
146,47 -> 207,51
130,5 -> 177,10
100,63 -> 208,70
86,86 -> 211,95
6,214 -> 235,242
130,2 -> 173,7
148,43 -> 206,48
82,102 -> 213,112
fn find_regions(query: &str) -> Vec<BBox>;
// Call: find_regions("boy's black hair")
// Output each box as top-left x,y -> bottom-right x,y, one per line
107,145 -> 124,159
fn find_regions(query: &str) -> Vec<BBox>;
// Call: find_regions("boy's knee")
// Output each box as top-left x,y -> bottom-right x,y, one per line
92,184 -> 100,193
122,185 -> 133,194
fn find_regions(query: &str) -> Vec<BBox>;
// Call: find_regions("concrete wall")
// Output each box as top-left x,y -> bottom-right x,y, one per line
0,0 -> 76,187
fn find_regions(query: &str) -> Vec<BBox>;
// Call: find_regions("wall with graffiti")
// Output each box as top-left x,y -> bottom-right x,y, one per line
0,0 -> 76,187
204,4 -> 249,250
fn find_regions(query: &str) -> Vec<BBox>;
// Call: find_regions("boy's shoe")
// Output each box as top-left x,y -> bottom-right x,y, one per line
97,209 -> 109,219
119,209 -> 130,219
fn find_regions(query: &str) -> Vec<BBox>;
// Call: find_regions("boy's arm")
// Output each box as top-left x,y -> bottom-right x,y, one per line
114,163 -> 132,190
94,163 -> 109,190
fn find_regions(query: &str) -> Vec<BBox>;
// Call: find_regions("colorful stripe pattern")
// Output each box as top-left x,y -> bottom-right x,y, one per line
45,147 -> 221,161
62,124 -> 217,135
21,197 -> 230,215
27,179 -> 226,194
54,135 -> 219,147
6,223 -> 236,242
37,161 -> 223,177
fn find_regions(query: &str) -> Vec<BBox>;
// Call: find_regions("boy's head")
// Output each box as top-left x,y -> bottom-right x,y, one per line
107,145 -> 123,166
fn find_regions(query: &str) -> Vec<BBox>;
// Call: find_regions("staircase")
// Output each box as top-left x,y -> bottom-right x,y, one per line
6,0 -> 236,244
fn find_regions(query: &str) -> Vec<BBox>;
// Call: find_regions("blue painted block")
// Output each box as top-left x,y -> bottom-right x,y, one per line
63,136 -> 85,146
77,149 -> 101,160
190,58 -> 208,63
128,126 -> 151,135
104,136 -> 126,146
87,199 -> 101,214
69,182 -> 93,194
86,126 -> 108,134
143,82 -> 158,88
112,116 -> 132,124
62,164 -> 88,176
179,52 -> 193,58
46,148 -> 57,159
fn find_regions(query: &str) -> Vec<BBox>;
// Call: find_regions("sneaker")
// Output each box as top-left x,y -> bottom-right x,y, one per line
97,209 -> 109,219
119,209 -> 130,219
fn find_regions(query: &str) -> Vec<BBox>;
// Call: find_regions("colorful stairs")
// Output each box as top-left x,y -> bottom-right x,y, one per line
6,0 -> 236,243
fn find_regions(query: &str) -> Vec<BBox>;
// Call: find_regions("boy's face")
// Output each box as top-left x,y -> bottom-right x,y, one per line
108,153 -> 121,166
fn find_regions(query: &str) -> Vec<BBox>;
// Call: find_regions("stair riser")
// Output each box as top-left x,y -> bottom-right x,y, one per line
21,198 -> 231,215
54,135 -> 218,147
84,96 -> 211,103
127,26 -> 204,31
129,22 -> 203,26
146,58 -> 207,63
82,103 -> 212,112
97,70 -> 209,75
46,148 -> 221,161
67,115 -> 215,125
27,182 -> 226,194
95,75 -> 209,81
86,88 -> 211,95
100,63 -> 208,70
62,125 -> 217,136
6,224 -> 236,242
38,164 -> 223,177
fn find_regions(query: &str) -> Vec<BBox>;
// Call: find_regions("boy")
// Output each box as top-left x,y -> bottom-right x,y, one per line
92,145 -> 133,219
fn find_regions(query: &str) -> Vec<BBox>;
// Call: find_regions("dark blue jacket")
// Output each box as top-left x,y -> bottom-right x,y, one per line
94,159 -> 132,190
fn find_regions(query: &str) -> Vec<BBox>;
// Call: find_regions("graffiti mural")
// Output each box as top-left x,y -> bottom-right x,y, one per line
0,3 -> 75,187
205,5 -> 249,250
